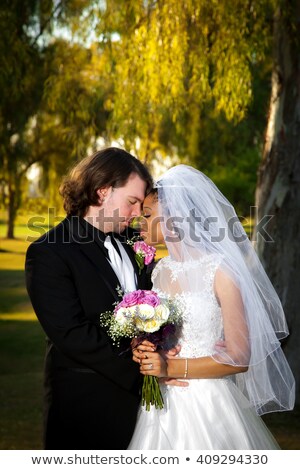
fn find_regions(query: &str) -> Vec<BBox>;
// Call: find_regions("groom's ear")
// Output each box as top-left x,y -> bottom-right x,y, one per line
96,187 -> 109,205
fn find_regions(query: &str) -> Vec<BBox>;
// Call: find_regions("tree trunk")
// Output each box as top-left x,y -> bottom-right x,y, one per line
6,183 -> 16,239
254,1 -> 300,406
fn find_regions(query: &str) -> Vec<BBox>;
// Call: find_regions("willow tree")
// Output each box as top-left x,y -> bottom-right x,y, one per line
0,0 -> 97,238
44,39 -> 112,159
254,0 -> 300,404
0,0 -> 69,238
94,0 -> 271,161
0,1 -> 46,238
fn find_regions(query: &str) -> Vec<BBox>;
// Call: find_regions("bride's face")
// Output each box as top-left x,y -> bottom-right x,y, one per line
140,192 -> 165,246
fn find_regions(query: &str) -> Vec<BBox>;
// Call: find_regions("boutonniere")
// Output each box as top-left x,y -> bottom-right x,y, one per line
127,236 -> 156,274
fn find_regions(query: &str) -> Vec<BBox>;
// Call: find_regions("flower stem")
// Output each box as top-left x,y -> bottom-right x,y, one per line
141,376 -> 164,411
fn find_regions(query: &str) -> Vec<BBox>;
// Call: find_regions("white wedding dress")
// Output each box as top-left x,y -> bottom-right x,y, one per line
128,255 -> 279,450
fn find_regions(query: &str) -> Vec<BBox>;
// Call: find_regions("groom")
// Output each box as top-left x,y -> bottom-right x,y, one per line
25,147 -> 153,450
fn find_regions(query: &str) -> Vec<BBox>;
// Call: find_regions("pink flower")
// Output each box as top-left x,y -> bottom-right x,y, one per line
114,289 -> 160,311
133,241 -> 156,265
133,240 -> 148,253
115,291 -> 140,312
142,291 -> 160,307
144,252 -> 155,265
117,290 -> 145,309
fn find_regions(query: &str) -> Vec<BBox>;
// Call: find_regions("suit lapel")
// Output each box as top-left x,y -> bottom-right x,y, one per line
67,215 -> 121,301
79,243 -> 121,301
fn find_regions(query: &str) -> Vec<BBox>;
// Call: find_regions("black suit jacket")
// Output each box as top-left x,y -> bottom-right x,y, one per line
25,215 -> 150,449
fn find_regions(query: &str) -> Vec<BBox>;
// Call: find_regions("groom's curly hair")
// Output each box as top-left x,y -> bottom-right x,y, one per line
60,147 -> 153,217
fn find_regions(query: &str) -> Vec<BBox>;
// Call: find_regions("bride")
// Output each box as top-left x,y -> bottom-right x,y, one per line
128,164 -> 295,450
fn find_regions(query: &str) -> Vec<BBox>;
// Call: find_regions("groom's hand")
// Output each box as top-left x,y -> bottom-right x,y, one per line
164,344 -> 181,358
131,339 -> 156,353
159,377 -> 189,387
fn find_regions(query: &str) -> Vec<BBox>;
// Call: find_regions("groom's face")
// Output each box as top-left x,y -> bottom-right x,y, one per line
98,172 -> 147,233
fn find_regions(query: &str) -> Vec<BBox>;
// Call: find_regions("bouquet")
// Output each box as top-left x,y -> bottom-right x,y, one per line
100,289 -> 183,411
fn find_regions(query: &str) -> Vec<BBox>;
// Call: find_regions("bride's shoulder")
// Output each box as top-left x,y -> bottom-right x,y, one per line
151,255 -> 172,280
152,255 -> 171,271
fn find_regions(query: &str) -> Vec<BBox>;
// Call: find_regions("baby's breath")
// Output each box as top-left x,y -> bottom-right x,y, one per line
99,311 -> 136,346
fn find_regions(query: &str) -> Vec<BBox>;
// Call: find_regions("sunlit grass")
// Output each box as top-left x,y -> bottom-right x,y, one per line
0,223 -> 44,449
0,237 -> 33,322
0,312 -> 37,321
0,251 -> 27,270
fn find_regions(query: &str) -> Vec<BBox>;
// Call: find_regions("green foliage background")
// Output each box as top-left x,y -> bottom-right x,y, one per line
0,0 -> 276,230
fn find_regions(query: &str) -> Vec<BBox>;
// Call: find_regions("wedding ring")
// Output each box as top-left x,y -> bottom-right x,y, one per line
148,363 -> 153,370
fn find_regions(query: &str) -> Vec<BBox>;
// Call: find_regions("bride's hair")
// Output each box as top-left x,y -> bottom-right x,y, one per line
60,147 -> 153,217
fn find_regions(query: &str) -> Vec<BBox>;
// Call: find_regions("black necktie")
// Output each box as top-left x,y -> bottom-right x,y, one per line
105,233 -> 122,258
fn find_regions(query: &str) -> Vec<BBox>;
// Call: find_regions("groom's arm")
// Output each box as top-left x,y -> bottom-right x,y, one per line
25,241 -> 139,391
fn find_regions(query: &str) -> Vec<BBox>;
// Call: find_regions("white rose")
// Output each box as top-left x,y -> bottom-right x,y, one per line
135,318 -> 145,331
126,306 -> 137,317
143,318 -> 161,333
115,308 -> 128,325
154,304 -> 170,322
137,304 -> 155,321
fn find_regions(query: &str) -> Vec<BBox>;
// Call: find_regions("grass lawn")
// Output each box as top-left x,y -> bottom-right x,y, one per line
0,216 -> 299,450
0,324 -> 44,450
0,220 -> 45,449
0,229 -> 45,450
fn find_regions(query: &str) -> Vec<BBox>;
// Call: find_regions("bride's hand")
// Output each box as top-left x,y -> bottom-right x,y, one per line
164,344 -> 181,359
132,350 -> 167,378
131,339 -> 156,353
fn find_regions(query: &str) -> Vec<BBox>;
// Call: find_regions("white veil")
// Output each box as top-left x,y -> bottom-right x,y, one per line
156,165 -> 295,415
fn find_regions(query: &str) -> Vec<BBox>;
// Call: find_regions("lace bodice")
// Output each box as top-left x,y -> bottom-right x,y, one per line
152,255 -> 223,358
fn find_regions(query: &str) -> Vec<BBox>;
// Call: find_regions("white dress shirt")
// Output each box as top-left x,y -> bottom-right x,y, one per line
104,235 -> 137,292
